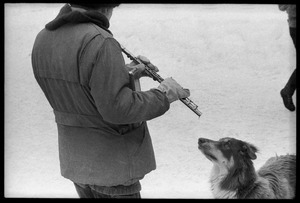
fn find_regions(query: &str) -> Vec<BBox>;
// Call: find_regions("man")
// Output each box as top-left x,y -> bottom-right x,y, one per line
31,3 -> 190,198
279,4 -> 296,112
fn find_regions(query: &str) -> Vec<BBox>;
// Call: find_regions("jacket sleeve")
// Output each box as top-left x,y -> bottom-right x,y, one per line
87,36 -> 170,124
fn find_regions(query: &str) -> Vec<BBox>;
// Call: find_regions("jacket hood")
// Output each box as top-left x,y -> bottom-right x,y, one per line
45,4 -> 112,34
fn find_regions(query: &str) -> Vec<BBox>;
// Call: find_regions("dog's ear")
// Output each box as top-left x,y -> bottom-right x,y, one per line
240,143 -> 258,160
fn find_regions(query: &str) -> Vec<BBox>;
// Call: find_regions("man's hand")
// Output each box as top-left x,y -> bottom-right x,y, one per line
125,55 -> 159,79
156,77 -> 190,103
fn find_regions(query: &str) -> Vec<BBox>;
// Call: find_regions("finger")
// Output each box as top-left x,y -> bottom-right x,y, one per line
136,55 -> 159,72
179,88 -> 190,98
137,55 -> 150,64
128,67 -> 137,75
132,64 -> 146,76
129,61 -> 137,66
134,63 -> 146,71
183,89 -> 190,95
125,64 -> 134,72
150,64 -> 159,72
144,62 -> 158,72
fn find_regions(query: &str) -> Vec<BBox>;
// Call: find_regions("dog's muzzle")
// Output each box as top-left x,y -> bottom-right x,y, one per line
198,138 -> 211,150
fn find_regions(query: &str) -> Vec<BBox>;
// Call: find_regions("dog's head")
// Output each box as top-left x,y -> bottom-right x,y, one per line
198,137 -> 259,193
198,137 -> 258,168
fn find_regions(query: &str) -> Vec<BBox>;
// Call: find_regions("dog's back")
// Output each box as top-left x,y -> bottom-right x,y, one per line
256,154 -> 296,199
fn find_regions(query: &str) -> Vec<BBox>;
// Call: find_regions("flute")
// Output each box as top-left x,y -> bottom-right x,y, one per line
120,44 -> 202,117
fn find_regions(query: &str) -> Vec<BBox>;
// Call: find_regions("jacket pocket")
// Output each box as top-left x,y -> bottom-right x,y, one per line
123,122 -> 156,178
131,124 -> 156,176
123,122 -> 146,157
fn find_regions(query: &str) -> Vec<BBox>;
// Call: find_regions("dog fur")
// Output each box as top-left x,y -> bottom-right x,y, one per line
198,137 -> 296,199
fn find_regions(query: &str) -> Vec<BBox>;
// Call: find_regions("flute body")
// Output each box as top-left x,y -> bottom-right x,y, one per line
120,44 -> 202,117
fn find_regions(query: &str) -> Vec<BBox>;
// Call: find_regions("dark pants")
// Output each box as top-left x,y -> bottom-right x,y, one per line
74,183 -> 141,199
284,27 -> 297,95
290,27 -> 296,49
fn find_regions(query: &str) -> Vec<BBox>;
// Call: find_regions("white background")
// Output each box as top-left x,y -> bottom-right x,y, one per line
5,3 -> 296,198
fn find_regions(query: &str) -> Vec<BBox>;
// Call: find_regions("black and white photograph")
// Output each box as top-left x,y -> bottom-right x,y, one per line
4,3 -> 296,198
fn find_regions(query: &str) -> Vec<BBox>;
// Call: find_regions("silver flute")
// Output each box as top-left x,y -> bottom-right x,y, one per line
120,44 -> 202,117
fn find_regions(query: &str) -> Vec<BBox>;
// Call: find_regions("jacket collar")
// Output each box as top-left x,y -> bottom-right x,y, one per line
45,4 -> 112,34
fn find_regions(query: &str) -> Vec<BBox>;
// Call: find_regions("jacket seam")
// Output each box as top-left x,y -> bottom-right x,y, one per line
54,109 -> 100,118
91,23 -> 113,38
78,23 -> 112,66
35,76 -> 87,86
78,34 -> 104,66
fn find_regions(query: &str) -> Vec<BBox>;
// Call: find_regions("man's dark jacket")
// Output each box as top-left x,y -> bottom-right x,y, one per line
31,4 -> 170,187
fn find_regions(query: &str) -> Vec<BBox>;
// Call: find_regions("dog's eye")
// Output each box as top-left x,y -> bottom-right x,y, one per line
223,141 -> 230,149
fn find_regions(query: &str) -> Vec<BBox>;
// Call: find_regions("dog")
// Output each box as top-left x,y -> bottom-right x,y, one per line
198,137 -> 296,199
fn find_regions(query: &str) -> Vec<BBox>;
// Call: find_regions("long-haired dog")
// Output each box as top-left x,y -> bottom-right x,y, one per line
198,137 -> 296,199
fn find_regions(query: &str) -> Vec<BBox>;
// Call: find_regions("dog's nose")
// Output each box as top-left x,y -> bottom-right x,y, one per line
198,138 -> 207,144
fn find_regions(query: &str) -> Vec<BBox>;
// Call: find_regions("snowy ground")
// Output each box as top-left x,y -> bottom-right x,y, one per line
5,4 -> 296,198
